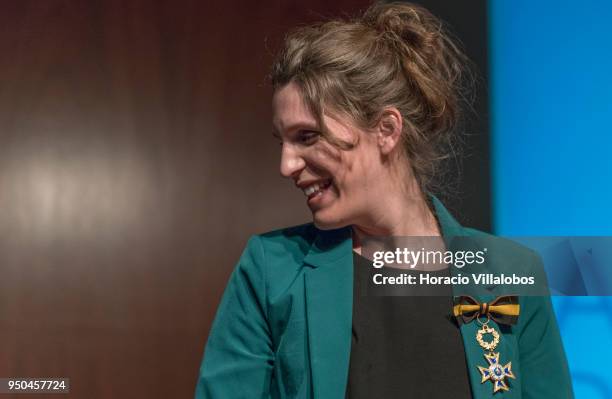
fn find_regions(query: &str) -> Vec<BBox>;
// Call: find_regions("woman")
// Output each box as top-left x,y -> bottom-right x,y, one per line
195,2 -> 573,398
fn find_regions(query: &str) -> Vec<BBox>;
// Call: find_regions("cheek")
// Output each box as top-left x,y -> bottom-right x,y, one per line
337,149 -> 373,191
306,143 -> 345,176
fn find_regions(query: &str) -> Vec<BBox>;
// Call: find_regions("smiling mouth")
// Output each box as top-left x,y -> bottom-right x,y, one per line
302,179 -> 332,199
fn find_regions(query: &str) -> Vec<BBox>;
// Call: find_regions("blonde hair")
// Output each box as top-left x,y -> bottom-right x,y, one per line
270,1 -> 473,196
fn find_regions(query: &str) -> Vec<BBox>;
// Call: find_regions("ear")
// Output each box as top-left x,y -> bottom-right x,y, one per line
376,108 -> 403,155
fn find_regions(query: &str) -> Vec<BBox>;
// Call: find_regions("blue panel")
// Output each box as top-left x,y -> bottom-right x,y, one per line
490,0 -> 612,236
490,1 -> 612,397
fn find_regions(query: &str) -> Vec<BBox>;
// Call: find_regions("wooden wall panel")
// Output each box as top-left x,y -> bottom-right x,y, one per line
0,1 -> 371,398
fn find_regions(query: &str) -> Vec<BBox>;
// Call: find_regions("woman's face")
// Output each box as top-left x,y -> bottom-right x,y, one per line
272,82 -> 384,230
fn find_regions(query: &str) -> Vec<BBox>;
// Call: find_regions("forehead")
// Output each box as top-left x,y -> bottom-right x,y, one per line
272,82 -> 317,135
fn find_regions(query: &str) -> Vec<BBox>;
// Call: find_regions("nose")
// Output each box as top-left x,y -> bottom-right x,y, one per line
279,144 -> 306,179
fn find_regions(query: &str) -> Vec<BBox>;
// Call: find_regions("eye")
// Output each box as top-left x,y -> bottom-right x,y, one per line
298,130 -> 320,145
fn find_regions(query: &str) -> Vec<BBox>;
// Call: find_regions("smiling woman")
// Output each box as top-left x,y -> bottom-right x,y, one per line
195,2 -> 573,398
272,83 -> 401,232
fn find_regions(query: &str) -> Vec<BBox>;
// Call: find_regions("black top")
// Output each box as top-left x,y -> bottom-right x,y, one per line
345,252 -> 472,399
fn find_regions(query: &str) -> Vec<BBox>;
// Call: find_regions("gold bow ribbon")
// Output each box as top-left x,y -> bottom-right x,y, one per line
453,295 -> 520,325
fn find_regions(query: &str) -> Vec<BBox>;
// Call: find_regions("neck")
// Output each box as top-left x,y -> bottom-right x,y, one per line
351,180 -> 441,252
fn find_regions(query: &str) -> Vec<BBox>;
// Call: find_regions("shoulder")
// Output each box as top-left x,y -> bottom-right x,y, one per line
238,222 -> 319,280
246,222 -> 318,262
461,227 -> 544,275
461,227 -> 554,318
225,223 -> 318,304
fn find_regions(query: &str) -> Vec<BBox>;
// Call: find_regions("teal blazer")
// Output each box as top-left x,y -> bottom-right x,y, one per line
195,197 -> 573,398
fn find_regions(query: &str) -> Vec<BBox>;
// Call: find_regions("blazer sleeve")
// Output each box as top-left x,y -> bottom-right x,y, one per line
195,235 -> 274,399
518,252 -> 574,399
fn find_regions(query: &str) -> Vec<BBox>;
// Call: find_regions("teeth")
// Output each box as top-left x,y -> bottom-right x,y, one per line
302,180 -> 331,197
303,184 -> 320,196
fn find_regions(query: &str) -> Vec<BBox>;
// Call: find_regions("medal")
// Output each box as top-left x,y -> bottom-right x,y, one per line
475,321 -> 515,393
453,295 -> 520,394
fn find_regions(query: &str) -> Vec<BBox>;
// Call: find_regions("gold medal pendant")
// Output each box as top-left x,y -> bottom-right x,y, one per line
476,322 -> 515,393
453,295 -> 520,393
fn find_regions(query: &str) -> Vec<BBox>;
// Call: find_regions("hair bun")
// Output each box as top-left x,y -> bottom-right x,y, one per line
362,2 -> 470,134
362,2 -> 440,49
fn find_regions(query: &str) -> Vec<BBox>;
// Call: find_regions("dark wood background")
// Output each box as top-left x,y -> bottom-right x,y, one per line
0,1 -> 487,398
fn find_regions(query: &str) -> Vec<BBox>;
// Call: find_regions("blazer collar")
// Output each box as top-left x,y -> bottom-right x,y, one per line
302,224 -> 353,269
431,195 -> 465,241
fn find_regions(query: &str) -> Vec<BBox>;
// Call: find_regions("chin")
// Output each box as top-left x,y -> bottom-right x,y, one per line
312,211 -> 349,231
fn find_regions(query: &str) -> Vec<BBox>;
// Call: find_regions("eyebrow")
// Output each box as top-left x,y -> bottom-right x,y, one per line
271,122 -> 320,139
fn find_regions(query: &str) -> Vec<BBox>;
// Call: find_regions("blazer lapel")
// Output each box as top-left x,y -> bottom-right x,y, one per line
303,226 -> 354,399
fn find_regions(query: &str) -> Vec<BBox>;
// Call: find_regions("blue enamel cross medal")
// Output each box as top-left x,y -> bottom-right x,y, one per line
478,351 -> 515,393
476,323 -> 516,393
